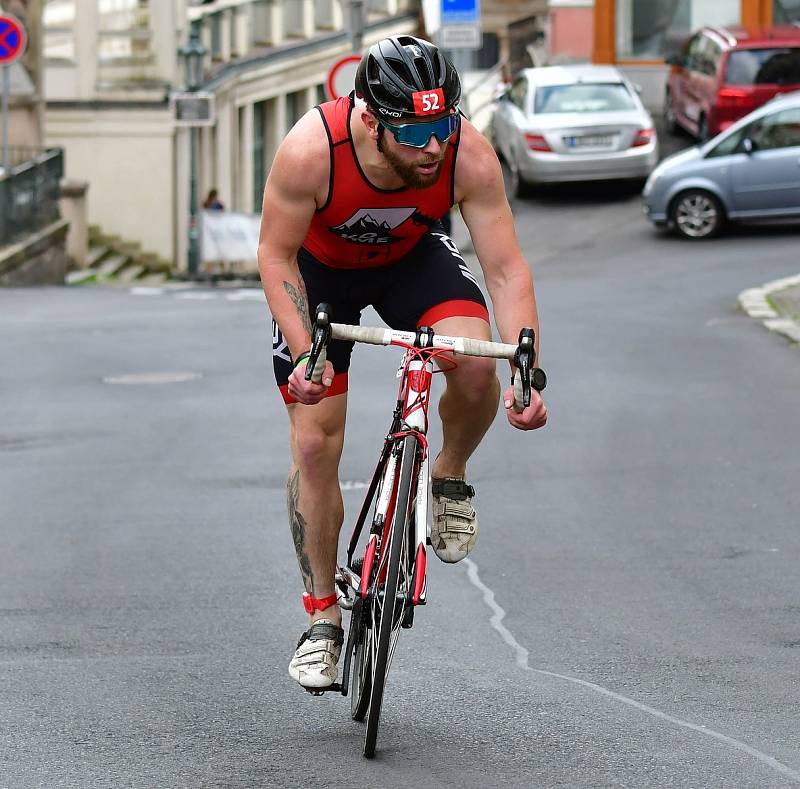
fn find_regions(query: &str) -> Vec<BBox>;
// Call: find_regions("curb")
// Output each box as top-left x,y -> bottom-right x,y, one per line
738,274 -> 800,345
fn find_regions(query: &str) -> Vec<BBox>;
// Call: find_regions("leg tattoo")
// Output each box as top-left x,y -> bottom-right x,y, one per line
287,469 -> 314,593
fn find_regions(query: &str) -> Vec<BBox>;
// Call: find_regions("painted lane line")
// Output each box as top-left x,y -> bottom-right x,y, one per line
225,290 -> 265,301
130,287 -> 165,296
175,292 -> 219,300
462,558 -> 800,784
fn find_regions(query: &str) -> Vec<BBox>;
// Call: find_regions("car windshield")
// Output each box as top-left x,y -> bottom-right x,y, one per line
725,48 -> 800,85
533,83 -> 636,114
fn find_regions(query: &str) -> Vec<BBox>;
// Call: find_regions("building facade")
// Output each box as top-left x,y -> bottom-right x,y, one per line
42,0 -> 416,268
546,0 -> 800,106
593,0 -> 800,64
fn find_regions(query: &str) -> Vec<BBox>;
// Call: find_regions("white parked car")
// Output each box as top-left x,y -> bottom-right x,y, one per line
491,65 -> 659,197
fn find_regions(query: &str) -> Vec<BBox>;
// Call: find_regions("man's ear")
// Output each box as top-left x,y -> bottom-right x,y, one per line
362,110 -> 380,140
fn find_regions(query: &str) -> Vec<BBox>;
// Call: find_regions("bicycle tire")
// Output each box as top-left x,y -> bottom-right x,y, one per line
350,599 -> 371,721
363,434 -> 418,758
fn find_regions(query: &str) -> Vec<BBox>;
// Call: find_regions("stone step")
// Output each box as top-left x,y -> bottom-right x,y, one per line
86,245 -> 111,268
137,272 -> 168,286
65,269 -> 97,286
116,263 -> 146,284
96,253 -> 131,278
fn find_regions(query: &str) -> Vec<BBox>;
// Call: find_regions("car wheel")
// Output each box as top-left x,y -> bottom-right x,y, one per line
500,154 -> 534,201
663,91 -> 679,135
670,189 -> 724,239
697,114 -> 709,142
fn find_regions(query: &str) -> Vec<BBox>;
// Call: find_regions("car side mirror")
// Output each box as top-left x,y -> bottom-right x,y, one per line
741,137 -> 756,154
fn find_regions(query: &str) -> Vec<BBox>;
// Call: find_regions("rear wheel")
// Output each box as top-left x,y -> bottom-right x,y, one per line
670,189 -> 724,239
363,435 -> 418,759
664,90 -> 679,135
349,600 -> 371,721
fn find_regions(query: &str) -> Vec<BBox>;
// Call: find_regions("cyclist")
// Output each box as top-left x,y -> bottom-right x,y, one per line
258,35 -> 547,690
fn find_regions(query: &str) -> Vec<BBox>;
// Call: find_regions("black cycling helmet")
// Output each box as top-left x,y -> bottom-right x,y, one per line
355,35 -> 461,119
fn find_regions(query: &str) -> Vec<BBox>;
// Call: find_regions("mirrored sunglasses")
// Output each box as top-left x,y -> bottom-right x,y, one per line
380,113 -> 460,148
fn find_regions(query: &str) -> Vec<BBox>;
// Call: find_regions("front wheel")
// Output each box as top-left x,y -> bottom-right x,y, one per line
670,189 -> 724,239
500,155 -> 533,201
363,434 -> 418,759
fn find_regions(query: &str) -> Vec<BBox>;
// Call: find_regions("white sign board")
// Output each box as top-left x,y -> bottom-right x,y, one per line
440,24 -> 482,50
172,92 -> 216,127
201,210 -> 260,265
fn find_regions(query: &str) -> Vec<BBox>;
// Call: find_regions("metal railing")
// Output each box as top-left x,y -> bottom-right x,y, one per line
0,148 -> 64,246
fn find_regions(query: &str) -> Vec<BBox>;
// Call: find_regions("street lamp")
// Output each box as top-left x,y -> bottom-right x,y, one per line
179,22 -> 207,277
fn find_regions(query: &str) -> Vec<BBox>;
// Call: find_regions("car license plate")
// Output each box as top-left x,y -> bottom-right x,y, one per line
565,134 -> 614,147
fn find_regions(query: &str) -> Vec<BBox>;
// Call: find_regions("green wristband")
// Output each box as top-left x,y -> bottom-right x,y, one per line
293,351 -> 311,369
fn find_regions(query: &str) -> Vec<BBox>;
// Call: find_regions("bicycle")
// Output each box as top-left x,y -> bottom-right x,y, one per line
300,302 -> 546,758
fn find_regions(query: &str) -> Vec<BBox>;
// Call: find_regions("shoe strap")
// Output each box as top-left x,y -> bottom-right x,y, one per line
298,620 -> 344,647
432,478 -> 475,500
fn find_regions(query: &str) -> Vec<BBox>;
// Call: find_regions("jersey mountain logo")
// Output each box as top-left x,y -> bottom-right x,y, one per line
330,207 -> 416,245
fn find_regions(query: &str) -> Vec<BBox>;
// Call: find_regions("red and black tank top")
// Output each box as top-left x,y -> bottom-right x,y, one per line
302,96 -> 459,269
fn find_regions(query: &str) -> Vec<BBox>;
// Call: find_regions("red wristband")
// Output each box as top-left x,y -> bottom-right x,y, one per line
302,592 -> 338,614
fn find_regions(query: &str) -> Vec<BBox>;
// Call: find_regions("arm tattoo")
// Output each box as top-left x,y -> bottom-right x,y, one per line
287,470 -> 314,593
283,280 -> 312,335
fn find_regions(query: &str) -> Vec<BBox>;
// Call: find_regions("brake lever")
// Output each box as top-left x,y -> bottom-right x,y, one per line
305,302 -> 332,383
513,328 -> 535,411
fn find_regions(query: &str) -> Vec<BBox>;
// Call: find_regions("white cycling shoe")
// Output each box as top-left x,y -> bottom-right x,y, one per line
430,478 -> 479,563
288,619 -> 344,689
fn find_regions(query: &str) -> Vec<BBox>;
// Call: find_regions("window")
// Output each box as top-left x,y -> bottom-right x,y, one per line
44,0 -> 76,61
774,0 -> 800,22
534,83 -> 636,114
210,13 -> 222,60
726,49 -> 800,86
615,0 -> 739,60
694,36 -> 722,77
706,125 -> 748,157
508,78 -> 528,110
253,101 -> 267,212
750,108 -> 800,151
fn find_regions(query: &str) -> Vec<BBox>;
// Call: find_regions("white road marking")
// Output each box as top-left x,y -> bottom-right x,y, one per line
462,557 -> 800,784
130,287 -> 165,296
226,289 -> 265,301
175,292 -> 219,300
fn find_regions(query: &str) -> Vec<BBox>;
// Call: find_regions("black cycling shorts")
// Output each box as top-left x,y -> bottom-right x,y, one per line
272,229 -> 489,404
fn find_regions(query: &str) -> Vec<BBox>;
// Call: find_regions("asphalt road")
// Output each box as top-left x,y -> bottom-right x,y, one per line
2,170 -> 800,787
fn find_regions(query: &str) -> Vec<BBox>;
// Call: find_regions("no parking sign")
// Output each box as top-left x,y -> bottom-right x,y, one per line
0,14 -> 26,66
1,14 -> 28,170
326,54 -> 361,101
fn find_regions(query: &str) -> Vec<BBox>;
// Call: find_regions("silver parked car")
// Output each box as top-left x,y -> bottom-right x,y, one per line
491,65 -> 659,197
643,91 -> 800,239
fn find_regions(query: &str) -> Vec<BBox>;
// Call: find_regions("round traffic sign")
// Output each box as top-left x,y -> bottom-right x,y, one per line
0,14 -> 26,66
326,54 -> 361,101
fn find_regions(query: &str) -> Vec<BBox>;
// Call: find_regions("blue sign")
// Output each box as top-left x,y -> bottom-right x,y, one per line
441,0 -> 479,24
0,15 -> 26,65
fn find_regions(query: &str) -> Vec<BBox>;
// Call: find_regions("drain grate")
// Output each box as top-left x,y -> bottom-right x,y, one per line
103,372 -> 203,385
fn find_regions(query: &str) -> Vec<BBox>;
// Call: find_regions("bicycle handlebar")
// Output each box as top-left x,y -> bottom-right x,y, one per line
305,304 -> 546,411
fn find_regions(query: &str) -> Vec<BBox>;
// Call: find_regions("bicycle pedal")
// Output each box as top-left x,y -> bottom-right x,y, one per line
303,682 -> 343,697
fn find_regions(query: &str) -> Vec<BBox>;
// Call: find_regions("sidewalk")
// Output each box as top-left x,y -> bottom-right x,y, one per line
738,274 -> 800,344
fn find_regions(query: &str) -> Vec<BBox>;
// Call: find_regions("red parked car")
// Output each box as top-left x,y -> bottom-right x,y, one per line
664,26 -> 800,140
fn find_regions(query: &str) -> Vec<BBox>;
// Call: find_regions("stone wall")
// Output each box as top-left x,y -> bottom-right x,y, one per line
0,219 -> 70,286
